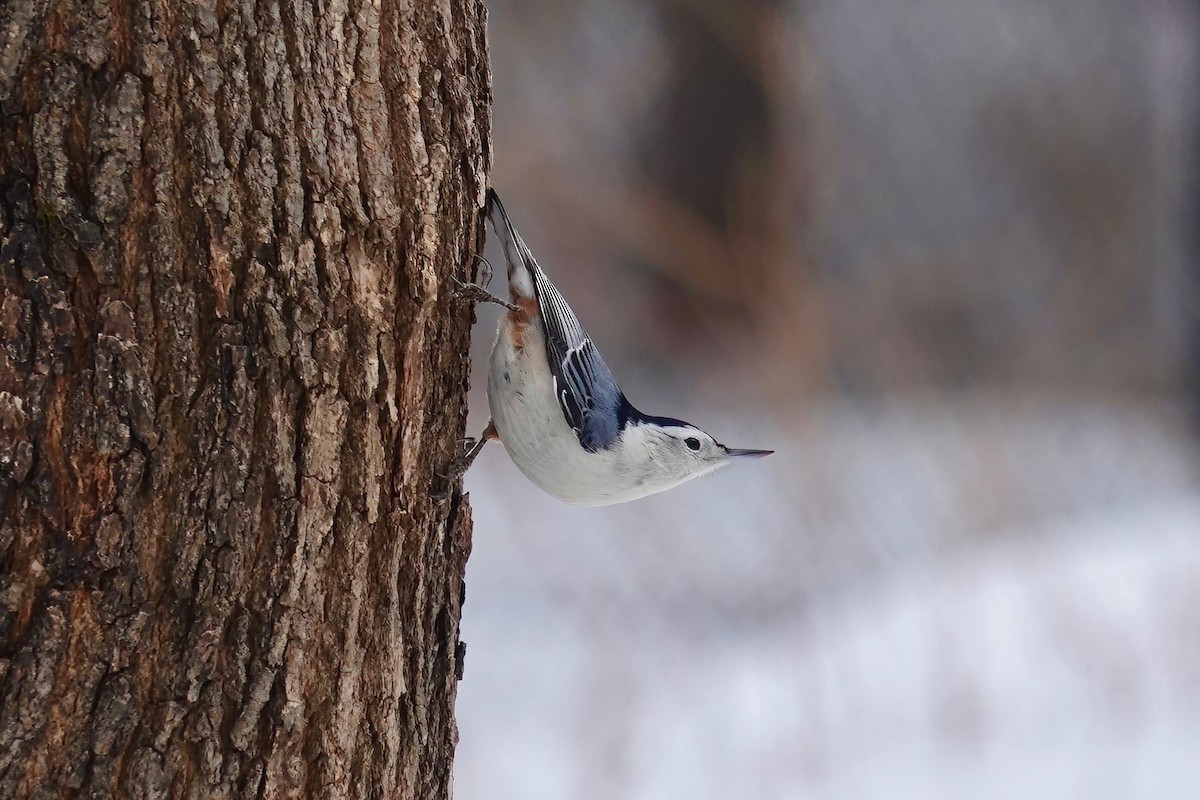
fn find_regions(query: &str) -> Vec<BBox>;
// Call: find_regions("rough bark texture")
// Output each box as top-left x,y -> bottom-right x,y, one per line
0,0 -> 489,797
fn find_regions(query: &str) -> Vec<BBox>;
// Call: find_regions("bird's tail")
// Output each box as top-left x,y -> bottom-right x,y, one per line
486,189 -> 537,303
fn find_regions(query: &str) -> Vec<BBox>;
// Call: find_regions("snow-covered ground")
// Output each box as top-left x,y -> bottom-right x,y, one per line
453,397 -> 1200,800
465,0 -> 1200,792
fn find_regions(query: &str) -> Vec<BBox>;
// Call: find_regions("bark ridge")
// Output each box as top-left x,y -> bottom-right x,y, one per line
0,0 -> 490,796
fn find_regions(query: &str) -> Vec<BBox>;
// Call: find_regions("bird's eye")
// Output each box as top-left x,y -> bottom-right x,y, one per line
684,437 -> 701,451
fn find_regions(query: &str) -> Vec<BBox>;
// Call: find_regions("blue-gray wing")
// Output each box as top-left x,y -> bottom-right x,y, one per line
486,189 -> 624,452
531,269 -> 624,452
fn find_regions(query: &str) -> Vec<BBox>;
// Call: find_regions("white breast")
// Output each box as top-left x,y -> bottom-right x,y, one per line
487,315 -> 666,506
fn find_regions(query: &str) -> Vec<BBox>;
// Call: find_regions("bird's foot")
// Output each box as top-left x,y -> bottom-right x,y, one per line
452,277 -> 520,312
438,436 -> 489,486
471,254 -> 495,286
434,421 -> 497,501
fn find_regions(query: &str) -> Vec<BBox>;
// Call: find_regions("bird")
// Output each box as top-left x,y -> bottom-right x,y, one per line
450,189 -> 772,506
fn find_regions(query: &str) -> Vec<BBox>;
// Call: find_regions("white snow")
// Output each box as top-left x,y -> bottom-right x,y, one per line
454,398 -> 1200,800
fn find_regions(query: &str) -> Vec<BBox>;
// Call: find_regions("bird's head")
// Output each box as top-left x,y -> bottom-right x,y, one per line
621,415 -> 773,492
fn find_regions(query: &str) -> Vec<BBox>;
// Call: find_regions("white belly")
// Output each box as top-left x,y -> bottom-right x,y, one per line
487,316 -> 646,506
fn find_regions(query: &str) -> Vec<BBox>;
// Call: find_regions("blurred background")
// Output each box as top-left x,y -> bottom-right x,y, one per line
455,1 -> 1200,798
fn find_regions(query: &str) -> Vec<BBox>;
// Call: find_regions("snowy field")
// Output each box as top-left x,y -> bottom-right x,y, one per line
465,0 -> 1200,793
454,397 -> 1200,800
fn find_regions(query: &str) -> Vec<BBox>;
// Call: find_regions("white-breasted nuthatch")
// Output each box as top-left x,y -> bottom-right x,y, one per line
452,189 -> 772,506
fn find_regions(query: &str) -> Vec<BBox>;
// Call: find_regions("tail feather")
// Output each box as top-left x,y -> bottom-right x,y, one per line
486,189 -> 536,302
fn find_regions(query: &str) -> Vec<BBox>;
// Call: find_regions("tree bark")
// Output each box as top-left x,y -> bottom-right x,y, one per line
0,0 -> 489,796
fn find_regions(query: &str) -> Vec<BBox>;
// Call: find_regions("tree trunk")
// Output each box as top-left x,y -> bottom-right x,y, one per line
0,0 -> 489,796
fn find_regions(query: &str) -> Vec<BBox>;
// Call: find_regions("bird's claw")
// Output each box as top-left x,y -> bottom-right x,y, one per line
471,254 -> 495,286
437,437 -> 486,487
452,276 -> 520,312
455,435 -> 479,462
453,254 -> 518,310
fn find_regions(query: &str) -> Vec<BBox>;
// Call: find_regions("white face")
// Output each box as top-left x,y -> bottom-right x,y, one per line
630,424 -> 734,488
664,425 -> 726,466
603,420 -> 772,503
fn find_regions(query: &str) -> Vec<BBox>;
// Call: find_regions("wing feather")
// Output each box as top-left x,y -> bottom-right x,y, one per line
533,270 -> 623,451
487,190 -> 624,452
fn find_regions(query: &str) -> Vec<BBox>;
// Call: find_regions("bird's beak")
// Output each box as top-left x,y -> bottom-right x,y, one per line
723,447 -> 774,459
